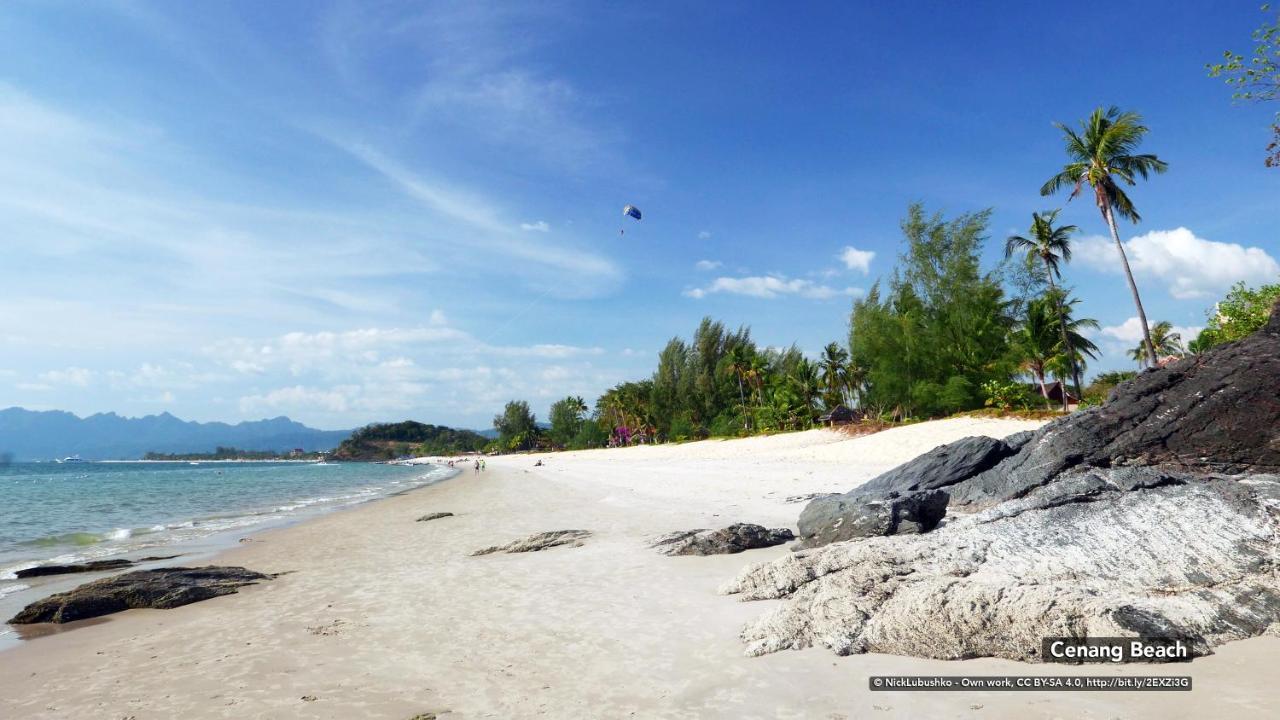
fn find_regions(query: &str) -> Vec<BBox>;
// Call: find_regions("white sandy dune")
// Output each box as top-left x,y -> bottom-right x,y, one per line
1,417 -> 1276,719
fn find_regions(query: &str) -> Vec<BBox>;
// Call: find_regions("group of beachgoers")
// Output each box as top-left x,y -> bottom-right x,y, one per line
443,458 -> 486,474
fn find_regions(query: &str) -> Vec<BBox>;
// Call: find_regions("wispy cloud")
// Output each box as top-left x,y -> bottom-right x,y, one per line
685,275 -> 863,301
694,259 -> 722,271
317,1 -> 620,174
326,137 -> 623,296
520,220 -> 550,232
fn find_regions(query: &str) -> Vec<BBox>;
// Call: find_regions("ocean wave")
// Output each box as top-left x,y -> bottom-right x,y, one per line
0,582 -> 31,599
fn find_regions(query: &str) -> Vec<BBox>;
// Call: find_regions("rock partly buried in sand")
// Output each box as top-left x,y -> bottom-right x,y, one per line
471,530 -> 592,556
795,436 -> 1021,548
8,566 -> 271,624
416,512 -> 454,522
651,524 -> 795,556
14,555 -> 181,579
726,300 -> 1280,661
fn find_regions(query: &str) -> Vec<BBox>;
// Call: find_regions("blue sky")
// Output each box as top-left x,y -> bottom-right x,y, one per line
1,0 -> 1277,429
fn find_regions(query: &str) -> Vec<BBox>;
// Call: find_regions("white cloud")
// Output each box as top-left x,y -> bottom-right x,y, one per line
38,367 -> 94,387
685,275 -> 863,301
520,220 -> 549,232
1076,228 -> 1279,300
108,362 -> 224,391
697,230 -> 712,240
838,246 -> 876,274
240,385 -> 353,415
1099,317 -> 1202,345
200,313 -> 623,425
694,259 -> 722,271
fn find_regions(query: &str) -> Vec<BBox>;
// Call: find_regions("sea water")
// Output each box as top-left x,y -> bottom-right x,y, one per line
0,460 -> 455,645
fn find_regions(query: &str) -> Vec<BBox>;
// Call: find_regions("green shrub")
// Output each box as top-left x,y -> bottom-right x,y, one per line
981,379 -> 1034,412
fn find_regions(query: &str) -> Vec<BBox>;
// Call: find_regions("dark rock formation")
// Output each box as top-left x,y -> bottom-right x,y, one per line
15,555 -> 181,579
416,512 -> 454,522
726,300 -> 1280,661
16,559 -> 134,578
651,524 -> 795,556
8,566 -> 271,624
471,530 -> 592,556
795,436 -> 1019,547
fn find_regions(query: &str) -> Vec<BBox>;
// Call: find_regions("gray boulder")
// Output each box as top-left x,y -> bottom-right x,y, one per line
9,566 -> 271,624
651,524 -> 794,556
796,435 -> 1018,548
796,489 -> 949,548
858,435 -> 1021,495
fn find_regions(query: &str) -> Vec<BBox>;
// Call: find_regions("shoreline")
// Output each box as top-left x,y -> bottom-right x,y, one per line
0,462 -> 461,651
1,419 -> 1276,718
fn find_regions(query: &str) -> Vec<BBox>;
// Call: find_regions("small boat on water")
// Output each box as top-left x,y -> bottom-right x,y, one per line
59,455 -> 85,463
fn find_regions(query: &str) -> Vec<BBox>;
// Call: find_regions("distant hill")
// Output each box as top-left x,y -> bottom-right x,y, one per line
331,421 -> 488,461
0,407 -> 351,461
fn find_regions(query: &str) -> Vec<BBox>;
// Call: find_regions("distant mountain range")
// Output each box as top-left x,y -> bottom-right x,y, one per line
0,407 -> 352,461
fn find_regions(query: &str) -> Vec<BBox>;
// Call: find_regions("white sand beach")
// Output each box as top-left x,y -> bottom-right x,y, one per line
2,417 -> 1276,719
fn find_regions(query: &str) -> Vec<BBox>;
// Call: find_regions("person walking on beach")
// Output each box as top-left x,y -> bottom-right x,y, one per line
473,459 -> 480,474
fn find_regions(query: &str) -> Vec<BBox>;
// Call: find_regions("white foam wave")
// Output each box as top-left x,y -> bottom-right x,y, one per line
0,582 -> 31,599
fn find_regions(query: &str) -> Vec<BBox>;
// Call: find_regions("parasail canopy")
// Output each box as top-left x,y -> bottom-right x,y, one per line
622,205 -> 642,221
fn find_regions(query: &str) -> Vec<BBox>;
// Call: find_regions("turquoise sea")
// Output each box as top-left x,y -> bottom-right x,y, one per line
0,460 -> 453,644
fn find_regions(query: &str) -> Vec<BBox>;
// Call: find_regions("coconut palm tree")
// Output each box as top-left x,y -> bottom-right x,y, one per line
1011,297 -> 1061,409
1006,210 -> 1083,405
1041,106 -> 1168,367
790,358 -> 822,424
1053,293 -> 1102,385
819,342 -> 849,410
1128,321 -> 1185,367
723,344 -> 752,432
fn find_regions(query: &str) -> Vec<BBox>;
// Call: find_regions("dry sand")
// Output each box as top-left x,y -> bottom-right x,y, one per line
1,417 -> 1276,719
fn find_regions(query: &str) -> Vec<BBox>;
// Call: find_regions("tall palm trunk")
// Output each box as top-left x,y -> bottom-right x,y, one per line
1035,368 -> 1051,410
1043,270 -> 1076,412
1101,200 -> 1157,367
736,374 -> 748,432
